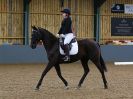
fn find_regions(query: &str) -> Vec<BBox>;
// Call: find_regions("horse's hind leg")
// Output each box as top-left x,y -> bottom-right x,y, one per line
54,64 -> 69,89
77,59 -> 89,88
92,58 -> 108,89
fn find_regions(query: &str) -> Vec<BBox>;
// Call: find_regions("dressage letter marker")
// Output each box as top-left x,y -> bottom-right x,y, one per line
114,62 -> 133,65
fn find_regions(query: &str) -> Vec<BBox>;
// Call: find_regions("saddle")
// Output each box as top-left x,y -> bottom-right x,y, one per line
59,37 -> 78,55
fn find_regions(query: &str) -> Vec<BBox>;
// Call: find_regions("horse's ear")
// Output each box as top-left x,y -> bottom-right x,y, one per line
31,25 -> 38,30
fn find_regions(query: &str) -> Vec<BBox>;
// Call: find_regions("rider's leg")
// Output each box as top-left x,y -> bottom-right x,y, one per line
63,33 -> 74,61
63,44 -> 70,61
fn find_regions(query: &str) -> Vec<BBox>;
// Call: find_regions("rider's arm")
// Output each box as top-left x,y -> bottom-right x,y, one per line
58,26 -> 62,34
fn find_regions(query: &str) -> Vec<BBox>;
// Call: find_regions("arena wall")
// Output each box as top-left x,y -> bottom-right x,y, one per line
29,0 -> 94,39
0,0 -> 133,64
0,45 -> 133,64
100,0 -> 133,44
0,0 -> 23,44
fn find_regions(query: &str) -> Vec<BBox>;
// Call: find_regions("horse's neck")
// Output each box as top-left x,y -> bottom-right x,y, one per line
42,40 -> 58,56
41,32 -> 58,55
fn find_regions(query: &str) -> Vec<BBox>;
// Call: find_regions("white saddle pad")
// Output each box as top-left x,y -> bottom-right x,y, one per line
59,41 -> 78,55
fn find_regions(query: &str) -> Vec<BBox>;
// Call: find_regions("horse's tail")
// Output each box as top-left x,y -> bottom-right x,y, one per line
100,53 -> 107,72
97,43 -> 107,72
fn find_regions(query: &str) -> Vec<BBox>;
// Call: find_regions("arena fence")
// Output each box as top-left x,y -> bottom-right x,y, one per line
0,12 -> 95,45
0,12 -> 24,45
29,12 -> 94,40
0,13 -> 133,45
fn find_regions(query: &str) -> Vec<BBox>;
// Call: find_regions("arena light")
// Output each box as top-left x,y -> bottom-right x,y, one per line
114,62 -> 133,65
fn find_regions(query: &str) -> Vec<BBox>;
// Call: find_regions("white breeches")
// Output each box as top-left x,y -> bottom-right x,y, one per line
60,33 -> 74,45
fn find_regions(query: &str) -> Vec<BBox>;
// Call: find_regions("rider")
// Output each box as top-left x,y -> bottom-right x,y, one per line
57,8 -> 74,61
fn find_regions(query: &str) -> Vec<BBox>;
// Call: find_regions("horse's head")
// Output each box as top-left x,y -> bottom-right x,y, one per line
31,26 -> 58,52
30,26 -> 42,49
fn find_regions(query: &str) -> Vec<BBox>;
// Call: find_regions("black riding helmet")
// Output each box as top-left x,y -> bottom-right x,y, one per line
61,8 -> 71,15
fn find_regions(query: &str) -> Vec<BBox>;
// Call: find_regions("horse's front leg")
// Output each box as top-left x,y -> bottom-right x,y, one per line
54,64 -> 69,89
35,62 -> 53,90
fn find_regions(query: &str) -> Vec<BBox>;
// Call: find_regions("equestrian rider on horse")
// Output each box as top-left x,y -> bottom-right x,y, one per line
57,8 -> 74,61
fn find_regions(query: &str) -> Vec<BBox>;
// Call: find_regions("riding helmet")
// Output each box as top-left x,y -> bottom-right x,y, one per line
61,8 -> 71,15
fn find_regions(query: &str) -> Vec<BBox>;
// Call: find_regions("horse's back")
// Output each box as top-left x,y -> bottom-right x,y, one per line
77,38 -> 100,54
78,39 -> 99,48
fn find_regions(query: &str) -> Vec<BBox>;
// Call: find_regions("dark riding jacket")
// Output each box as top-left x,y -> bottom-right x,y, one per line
58,17 -> 72,35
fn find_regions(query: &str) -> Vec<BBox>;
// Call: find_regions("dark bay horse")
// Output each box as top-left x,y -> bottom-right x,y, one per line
30,26 -> 108,90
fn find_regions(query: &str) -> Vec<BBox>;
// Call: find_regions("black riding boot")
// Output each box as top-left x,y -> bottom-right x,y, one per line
63,44 -> 70,61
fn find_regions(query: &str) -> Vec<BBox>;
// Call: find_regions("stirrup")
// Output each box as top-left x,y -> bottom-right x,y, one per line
63,56 -> 70,61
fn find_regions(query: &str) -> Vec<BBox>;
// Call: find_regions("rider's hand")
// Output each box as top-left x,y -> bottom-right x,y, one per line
56,34 -> 59,37
60,34 -> 65,38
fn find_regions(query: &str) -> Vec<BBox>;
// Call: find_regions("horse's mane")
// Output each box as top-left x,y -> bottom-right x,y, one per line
38,27 -> 58,42
38,27 -> 58,50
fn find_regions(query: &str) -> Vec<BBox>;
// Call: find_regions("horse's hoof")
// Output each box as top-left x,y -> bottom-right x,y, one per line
104,86 -> 108,89
76,85 -> 81,90
104,83 -> 108,89
64,85 -> 69,90
34,87 -> 40,91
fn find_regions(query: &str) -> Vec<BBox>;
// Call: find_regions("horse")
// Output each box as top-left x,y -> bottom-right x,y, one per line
30,26 -> 108,90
